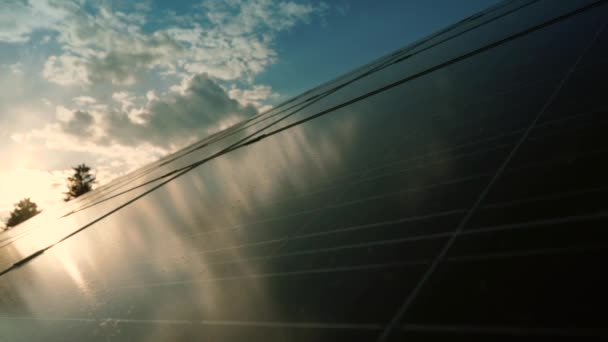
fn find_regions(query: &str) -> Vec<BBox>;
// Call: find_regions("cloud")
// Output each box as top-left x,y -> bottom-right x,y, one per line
112,91 -> 137,112
86,51 -> 160,86
29,0 -> 328,86
228,84 -> 278,112
43,54 -> 90,86
38,5 -> 184,86
16,74 -> 257,152
62,110 -> 94,137
104,74 -> 257,146
73,96 -> 96,106
0,0 -> 69,43
203,0 -> 328,35
146,90 -> 158,102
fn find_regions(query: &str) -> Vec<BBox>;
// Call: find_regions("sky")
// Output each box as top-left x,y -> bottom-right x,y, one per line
0,0 -> 499,222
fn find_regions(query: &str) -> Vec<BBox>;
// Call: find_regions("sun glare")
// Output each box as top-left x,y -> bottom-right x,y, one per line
0,168 -> 68,220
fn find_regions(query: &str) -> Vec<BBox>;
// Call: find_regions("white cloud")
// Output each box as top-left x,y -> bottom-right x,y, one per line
203,0 -> 327,35
112,91 -> 137,112
73,96 -> 97,106
146,90 -> 158,102
169,75 -> 195,95
103,74 -> 257,146
31,0 -> 328,86
126,107 -> 148,125
43,54 -> 90,86
227,84 -> 278,111
55,105 -> 74,122
0,0 -> 69,43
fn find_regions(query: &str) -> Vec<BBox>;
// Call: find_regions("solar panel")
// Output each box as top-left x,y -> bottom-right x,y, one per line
1,0 -> 607,340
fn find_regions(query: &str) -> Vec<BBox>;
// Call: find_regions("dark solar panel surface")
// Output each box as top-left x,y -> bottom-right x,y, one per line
1,0 -> 607,340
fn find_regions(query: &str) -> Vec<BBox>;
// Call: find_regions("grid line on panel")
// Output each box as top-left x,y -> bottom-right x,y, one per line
121,187 -> 608,281
37,205 -> 608,302
187,239 -> 608,274
181,231 -> 450,264
91,241 -> 608,294
220,165 -> 386,274
460,210 -> 608,236
169,141 -> 608,250
117,261 -> 423,289
180,173 -> 487,240
0,316 -> 384,330
375,15 -> 608,342
133,208 -> 608,275
1,316 -> 606,337
189,235 -> 446,267
399,324 -> 608,337
117,242 -> 608,290
262,103 -> 607,211
481,184 -> 608,208
153,237 -> 608,278
445,243 -> 608,263
134,210 -> 463,267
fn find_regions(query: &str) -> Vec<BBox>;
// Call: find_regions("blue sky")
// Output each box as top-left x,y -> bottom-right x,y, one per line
0,0 -> 498,220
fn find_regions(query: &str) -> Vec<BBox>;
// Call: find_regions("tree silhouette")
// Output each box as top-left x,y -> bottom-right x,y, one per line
64,164 -> 96,202
5,198 -> 41,228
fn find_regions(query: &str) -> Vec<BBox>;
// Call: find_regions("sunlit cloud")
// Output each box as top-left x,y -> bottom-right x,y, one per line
227,84 -> 279,112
